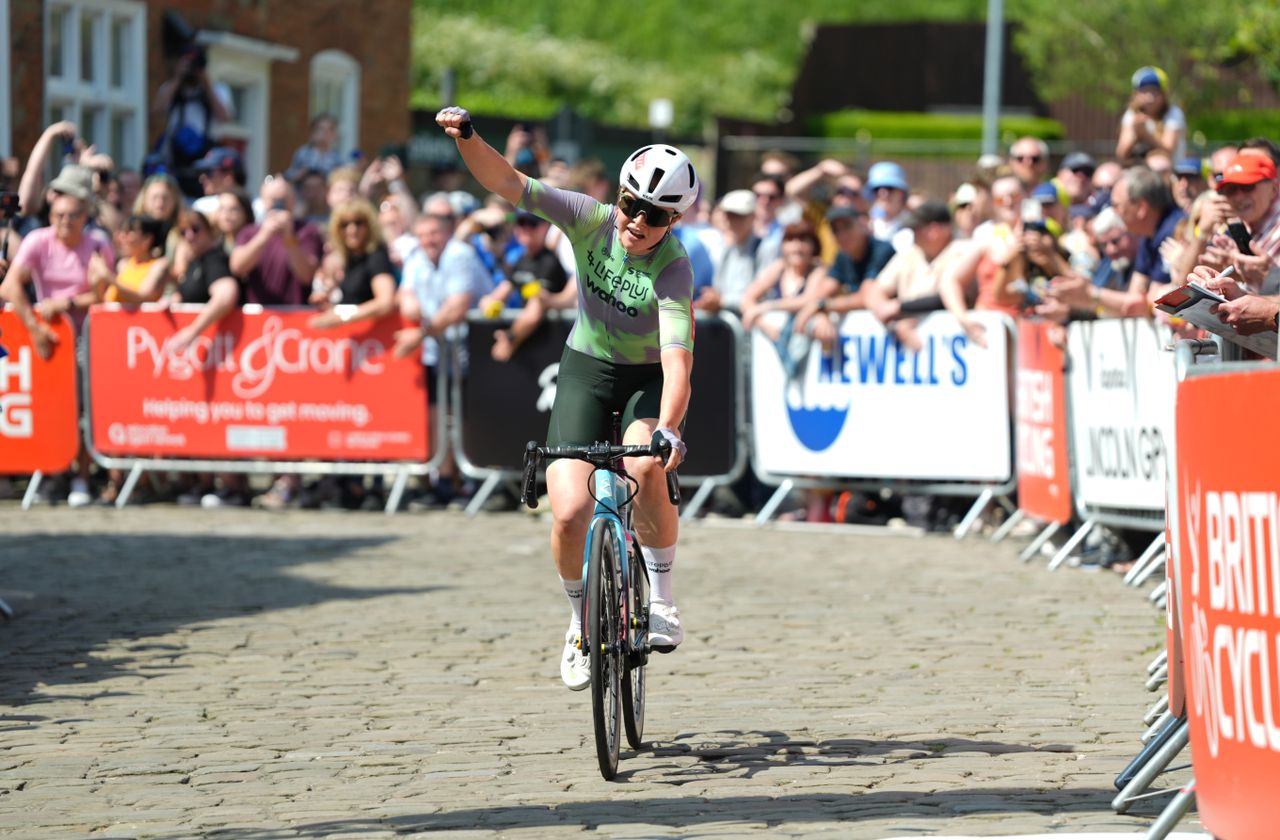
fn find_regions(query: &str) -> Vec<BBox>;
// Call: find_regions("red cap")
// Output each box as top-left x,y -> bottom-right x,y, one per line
1217,154 -> 1277,189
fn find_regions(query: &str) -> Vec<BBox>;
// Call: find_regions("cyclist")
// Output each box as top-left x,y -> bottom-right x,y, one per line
436,106 -> 694,690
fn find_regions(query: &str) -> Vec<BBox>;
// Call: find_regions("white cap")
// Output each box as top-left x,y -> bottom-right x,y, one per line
952,183 -> 978,207
717,189 -> 756,216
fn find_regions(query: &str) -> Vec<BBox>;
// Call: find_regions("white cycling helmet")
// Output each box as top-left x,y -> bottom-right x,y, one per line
618,144 -> 699,215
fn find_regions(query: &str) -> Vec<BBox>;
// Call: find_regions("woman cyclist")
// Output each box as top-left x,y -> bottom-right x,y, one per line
436,106 -> 695,691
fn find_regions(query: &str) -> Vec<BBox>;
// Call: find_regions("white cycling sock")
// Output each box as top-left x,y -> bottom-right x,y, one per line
641,544 -> 676,605
561,576 -> 584,634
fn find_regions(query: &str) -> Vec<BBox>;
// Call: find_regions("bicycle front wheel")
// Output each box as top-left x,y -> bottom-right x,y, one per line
621,535 -> 648,750
587,518 -> 623,780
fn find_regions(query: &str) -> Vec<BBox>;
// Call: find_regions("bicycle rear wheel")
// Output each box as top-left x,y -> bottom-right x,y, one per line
621,535 -> 648,750
587,518 -> 623,780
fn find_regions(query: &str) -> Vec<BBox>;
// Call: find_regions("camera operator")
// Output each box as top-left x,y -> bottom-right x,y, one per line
151,42 -> 232,199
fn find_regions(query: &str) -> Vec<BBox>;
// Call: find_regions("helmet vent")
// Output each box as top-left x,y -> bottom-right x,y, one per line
647,168 -> 665,194
686,163 -> 695,187
662,147 -> 677,156
625,174 -> 640,190
659,194 -> 682,203
630,146 -> 654,161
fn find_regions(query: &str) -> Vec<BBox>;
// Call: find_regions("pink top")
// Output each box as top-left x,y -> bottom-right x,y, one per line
11,226 -> 115,303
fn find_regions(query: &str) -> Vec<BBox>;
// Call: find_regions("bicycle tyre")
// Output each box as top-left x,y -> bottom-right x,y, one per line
587,518 -> 622,780
621,535 -> 647,750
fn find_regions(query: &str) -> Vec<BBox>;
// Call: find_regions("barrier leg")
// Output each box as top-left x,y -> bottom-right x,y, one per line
988,508 -> 1025,544
1048,519 -> 1095,570
1133,552 -> 1168,588
754,479 -> 794,526
115,464 -> 144,509
1147,649 -> 1168,675
1124,533 -> 1167,586
1153,593 -> 1168,611
1145,663 -> 1168,692
1144,779 -> 1195,840
1144,694 -> 1170,727
21,471 -> 42,510
1149,579 -> 1168,604
952,487 -> 994,539
1143,709 -> 1173,743
1111,718 -> 1188,814
1018,521 -> 1060,563
464,473 -> 504,518
680,478 -> 717,522
384,467 -> 410,516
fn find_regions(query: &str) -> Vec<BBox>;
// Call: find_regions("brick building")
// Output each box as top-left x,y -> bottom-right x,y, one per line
2,0 -> 411,189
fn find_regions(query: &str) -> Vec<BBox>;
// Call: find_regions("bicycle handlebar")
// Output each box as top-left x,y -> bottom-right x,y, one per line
520,434 -> 680,509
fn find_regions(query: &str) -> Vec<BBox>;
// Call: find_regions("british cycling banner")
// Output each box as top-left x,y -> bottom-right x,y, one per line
1066,319 -> 1175,513
0,311 -> 78,474
1175,366 -> 1280,839
86,306 -> 428,462
750,311 -> 1011,481
1015,319 -> 1072,524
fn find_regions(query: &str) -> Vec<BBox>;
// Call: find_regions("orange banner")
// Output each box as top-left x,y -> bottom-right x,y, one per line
1176,367 -> 1280,838
86,307 -> 429,462
0,311 -> 79,474
1015,320 -> 1072,524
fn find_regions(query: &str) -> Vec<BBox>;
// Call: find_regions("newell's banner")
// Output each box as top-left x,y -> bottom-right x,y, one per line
1015,319 -> 1072,524
0,311 -> 79,474
87,307 -> 429,461
750,311 -> 1011,481
1175,367 -> 1280,839
459,314 -> 739,478
1066,319 -> 1174,513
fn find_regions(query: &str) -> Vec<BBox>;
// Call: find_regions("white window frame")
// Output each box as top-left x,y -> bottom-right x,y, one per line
44,0 -> 146,169
310,50 -> 361,159
0,0 -> 11,158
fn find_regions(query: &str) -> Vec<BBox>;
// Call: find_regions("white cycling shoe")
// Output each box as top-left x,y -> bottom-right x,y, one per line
560,630 -> 590,691
649,600 -> 683,652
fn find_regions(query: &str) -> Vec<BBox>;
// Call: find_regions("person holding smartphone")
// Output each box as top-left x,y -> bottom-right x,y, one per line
1194,153 -> 1280,289
229,177 -> 323,306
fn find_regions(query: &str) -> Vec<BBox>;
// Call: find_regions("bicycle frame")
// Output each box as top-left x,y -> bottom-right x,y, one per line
585,465 -> 640,656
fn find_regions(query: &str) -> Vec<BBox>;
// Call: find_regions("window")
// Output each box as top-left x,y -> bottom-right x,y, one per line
44,1 -> 145,169
310,51 -> 361,158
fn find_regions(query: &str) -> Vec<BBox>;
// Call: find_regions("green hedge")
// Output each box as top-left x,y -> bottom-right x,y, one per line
1190,110 -> 1280,144
810,109 -> 1066,142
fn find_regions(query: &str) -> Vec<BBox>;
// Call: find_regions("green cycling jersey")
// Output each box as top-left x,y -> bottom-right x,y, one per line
518,178 -> 694,365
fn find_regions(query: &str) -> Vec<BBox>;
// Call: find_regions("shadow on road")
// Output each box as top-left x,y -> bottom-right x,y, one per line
1,531 -> 443,706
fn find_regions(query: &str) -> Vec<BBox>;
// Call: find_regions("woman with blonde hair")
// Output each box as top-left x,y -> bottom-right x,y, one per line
308,197 -> 396,328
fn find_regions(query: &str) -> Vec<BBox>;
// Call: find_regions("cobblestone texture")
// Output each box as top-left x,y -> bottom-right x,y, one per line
0,507 -> 1200,838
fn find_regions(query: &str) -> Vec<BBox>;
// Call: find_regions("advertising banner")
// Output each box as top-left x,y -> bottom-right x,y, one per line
0,311 -> 79,474
1066,319 -> 1175,513
458,313 -> 739,478
87,306 -> 428,462
750,311 -> 1011,481
1175,366 -> 1280,838
1015,319 -> 1072,524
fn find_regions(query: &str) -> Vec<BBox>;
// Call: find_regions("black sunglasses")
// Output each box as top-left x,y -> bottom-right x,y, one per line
617,190 -> 676,227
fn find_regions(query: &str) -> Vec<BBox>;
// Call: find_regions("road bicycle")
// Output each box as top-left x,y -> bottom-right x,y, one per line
521,417 -> 680,780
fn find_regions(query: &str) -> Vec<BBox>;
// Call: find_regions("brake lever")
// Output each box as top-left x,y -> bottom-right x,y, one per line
649,433 -> 682,507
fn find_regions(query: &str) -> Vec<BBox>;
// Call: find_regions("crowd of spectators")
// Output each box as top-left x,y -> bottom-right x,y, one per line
3,62 -> 1279,530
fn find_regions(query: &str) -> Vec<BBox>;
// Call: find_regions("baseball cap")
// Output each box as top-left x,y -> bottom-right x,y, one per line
1131,66 -> 1168,91
903,200 -> 950,230
1172,157 -> 1208,178
717,189 -> 756,216
825,205 -> 864,224
193,147 -> 244,175
1032,179 -> 1069,207
48,164 -> 94,201
1217,154 -> 1278,189
865,161 -> 909,194
1060,151 -> 1097,173
951,183 -> 978,208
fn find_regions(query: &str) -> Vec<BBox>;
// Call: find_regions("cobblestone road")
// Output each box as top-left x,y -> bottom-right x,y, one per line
0,507 -> 1199,838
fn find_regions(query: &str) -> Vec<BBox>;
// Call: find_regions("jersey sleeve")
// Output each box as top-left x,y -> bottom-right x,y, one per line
654,257 -> 695,353
519,178 -> 611,242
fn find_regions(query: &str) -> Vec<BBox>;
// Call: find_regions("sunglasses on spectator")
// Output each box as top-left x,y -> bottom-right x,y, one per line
753,190 -> 781,202
1220,182 -> 1259,196
617,190 -> 676,227
340,218 -> 368,229
514,216 -> 544,228
835,187 -> 862,198
1013,155 -> 1044,164
1069,166 -> 1095,176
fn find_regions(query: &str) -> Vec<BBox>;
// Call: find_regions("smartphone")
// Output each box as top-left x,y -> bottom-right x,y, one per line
1020,199 -> 1043,225
1226,221 -> 1254,255
271,198 -> 287,211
